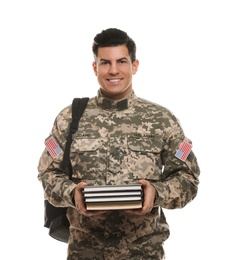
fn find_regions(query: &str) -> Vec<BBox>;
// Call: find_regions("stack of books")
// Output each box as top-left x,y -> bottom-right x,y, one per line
83,184 -> 143,210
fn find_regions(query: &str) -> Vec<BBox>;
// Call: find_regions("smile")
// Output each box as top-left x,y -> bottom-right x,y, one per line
107,79 -> 121,83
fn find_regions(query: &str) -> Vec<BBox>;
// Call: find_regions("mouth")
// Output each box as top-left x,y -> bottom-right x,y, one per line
107,78 -> 122,85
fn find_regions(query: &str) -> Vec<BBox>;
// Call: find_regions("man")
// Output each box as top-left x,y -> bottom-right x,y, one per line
38,28 -> 200,259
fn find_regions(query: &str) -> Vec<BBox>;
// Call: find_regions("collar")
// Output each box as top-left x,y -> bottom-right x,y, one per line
96,90 -> 135,111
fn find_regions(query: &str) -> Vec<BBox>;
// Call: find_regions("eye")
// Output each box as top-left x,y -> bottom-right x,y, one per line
118,59 -> 128,64
100,61 -> 109,65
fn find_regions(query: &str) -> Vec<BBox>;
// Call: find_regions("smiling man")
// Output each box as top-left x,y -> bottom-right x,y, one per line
92,44 -> 139,99
38,28 -> 200,259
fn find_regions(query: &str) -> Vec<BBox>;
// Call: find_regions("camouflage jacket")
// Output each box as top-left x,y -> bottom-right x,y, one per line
38,90 -> 200,246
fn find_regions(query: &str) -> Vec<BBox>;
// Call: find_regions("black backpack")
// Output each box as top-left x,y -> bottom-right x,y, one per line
44,97 -> 89,243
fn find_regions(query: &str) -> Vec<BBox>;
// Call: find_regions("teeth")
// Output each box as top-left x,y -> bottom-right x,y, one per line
109,79 -> 120,82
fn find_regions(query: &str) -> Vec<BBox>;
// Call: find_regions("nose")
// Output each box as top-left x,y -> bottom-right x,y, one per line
109,62 -> 119,75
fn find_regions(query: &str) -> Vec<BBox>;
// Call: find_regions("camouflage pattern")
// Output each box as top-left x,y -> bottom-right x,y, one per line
38,90 -> 200,259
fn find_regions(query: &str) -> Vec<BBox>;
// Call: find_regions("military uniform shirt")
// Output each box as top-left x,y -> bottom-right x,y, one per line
38,90 -> 200,259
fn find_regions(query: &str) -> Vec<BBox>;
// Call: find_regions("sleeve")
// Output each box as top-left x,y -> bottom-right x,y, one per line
37,107 -> 77,209
152,114 -> 200,209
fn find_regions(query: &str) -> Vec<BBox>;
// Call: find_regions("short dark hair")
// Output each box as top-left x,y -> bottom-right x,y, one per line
92,28 -> 136,62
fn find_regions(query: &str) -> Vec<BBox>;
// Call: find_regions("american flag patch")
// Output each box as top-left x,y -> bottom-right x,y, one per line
45,136 -> 62,158
175,141 -> 192,161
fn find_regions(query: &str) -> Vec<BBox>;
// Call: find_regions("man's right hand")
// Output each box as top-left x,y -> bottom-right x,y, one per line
73,182 -> 107,217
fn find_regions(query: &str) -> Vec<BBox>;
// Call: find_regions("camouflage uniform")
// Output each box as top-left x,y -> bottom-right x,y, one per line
38,90 -> 200,260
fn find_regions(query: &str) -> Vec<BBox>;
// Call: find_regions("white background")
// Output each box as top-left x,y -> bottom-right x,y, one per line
1,0 -> 231,259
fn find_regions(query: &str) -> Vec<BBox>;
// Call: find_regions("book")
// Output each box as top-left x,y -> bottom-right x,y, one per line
83,184 -> 143,210
83,184 -> 142,193
83,191 -> 142,197
86,201 -> 143,210
84,196 -> 142,203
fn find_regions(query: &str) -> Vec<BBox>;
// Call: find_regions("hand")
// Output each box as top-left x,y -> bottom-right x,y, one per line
73,182 -> 107,217
125,179 -> 156,215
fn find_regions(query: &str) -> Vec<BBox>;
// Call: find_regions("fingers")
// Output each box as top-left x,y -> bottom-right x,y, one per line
74,183 -> 106,217
125,205 -> 153,216
125,179 -> 156,216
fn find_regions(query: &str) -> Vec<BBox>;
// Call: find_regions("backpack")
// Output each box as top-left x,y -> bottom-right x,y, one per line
44,97 -> 89,243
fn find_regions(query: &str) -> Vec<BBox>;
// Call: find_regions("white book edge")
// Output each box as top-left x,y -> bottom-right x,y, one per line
83,184 -> 142,193
83,191 -> 142,197
85,196 -> 142,202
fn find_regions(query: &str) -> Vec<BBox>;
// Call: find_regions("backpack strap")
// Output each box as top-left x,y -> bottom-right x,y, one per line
61,97 -> 89,177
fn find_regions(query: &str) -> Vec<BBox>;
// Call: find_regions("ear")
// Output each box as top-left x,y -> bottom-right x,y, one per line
132,59 -> 139,75
92,62 -> 97,76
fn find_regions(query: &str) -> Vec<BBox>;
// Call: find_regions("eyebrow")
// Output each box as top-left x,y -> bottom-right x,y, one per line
99,57 -> 128,62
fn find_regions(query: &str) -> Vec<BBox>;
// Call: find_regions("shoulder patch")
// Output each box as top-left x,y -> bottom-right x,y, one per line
175,141 -> 192,161
45,136 -> 62,158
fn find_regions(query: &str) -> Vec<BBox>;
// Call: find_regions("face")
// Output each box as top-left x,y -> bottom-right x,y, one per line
92,45 -> 139,100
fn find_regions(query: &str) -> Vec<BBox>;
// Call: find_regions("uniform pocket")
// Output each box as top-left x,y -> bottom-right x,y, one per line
127,134 -> 163,180
70,135 -> 101,180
